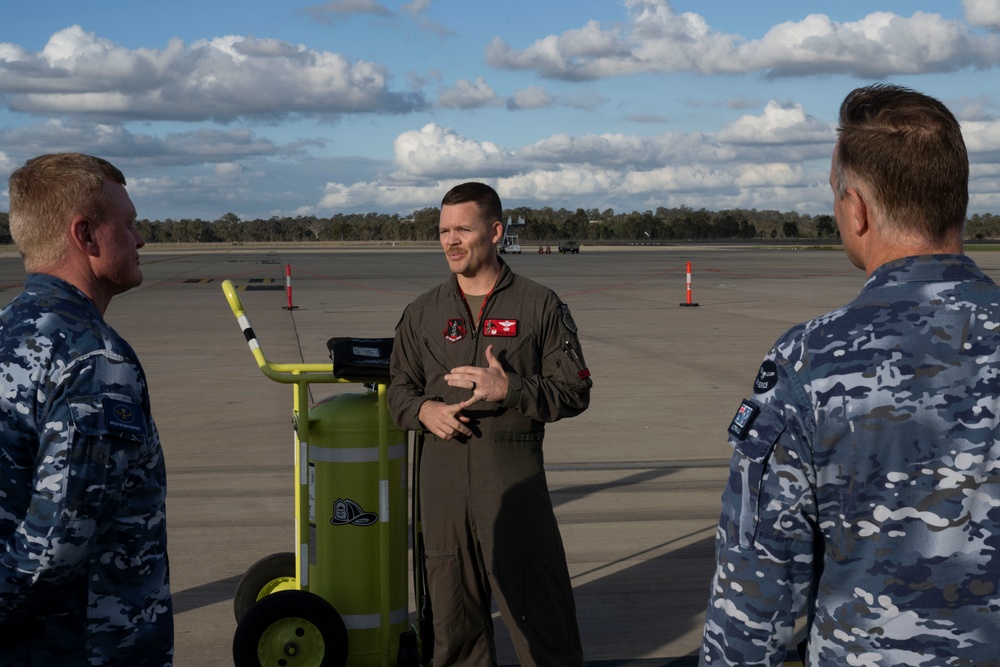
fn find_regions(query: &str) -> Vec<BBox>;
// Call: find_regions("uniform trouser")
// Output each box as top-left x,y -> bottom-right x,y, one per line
420,435 -> 584,667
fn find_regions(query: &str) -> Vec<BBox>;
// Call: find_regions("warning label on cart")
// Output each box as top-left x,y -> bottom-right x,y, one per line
330,498 -> 378,526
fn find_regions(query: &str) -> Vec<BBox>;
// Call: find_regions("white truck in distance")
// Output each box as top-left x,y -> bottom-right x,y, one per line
498,215 -> 524,254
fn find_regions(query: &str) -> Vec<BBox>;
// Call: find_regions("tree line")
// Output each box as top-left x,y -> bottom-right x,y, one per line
2,208 -> 1000,245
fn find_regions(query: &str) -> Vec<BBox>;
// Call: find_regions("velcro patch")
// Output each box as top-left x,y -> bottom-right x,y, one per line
103,397 -> 146,436
444,318 -> 467,342
560,303 -> 578,333
728,399 -> 759,440
483,319 -> 518,336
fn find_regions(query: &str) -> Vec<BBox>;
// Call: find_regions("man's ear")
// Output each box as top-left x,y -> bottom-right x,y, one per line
844,187 -> 870,239
69,216 -> 101,257
491,220 -> 504,244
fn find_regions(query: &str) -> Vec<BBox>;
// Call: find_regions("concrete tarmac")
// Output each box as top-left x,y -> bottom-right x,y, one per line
5,244 -> 999,666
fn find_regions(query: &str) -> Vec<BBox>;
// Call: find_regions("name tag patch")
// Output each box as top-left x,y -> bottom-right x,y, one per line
483,319 -> 518,337
103,397 -> 146,436
728,399 -> 760,440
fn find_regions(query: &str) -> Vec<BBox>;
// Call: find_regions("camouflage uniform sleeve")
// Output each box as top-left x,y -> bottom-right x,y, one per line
700,339 -> 818,666
0,350 -> 144,624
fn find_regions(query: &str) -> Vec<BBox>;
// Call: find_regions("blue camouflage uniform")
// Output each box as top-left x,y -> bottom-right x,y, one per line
701,254 -> 1000,666
0,274 -> 172,665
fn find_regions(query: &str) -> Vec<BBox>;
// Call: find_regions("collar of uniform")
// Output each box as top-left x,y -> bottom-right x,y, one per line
24,273 -> 103,320
859,254 -> 992,296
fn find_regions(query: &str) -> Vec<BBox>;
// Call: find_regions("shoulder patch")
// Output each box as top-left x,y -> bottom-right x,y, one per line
103,397 -> 146,436
559,303 -> 578,333
728,399 -> 760,439
753,359 -> 778,394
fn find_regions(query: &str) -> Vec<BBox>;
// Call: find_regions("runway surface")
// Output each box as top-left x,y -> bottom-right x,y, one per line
6,243 -> 996,665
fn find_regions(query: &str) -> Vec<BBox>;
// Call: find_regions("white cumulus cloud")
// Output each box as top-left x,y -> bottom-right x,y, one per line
507,86 -> 555,110
0,25 -> 425,122
486,0 -> 1000,80
964,0 -> 1000,29
307,101 -> 840,214
437,77 -> 503,109
716,101 -> 833,145
393,123 -> 518,179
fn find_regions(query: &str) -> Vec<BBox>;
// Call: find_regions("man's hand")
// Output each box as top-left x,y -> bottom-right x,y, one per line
418,395 -> 479,440
444,344 -> 509,403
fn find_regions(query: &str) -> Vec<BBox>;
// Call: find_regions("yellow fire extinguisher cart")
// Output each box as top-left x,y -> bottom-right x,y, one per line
222,280 -> 420,667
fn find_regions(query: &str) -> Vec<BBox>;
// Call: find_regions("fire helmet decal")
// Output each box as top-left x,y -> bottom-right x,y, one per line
330,498 -> 378,526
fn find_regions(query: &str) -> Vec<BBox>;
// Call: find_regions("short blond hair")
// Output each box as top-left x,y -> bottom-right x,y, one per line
9,153 -> 127,271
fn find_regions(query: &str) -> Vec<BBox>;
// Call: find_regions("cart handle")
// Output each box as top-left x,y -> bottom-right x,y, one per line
221,279 -> 347,384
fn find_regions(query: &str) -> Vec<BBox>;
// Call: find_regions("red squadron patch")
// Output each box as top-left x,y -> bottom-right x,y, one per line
444,318 -> 467,342
483,319 -> 518,336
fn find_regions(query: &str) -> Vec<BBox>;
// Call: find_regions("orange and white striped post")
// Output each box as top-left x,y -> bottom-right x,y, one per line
680,261 -> 699,307
282,264 -> 299,310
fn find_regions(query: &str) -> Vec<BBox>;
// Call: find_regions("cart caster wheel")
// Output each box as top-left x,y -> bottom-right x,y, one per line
233,590 -> 348,667
234,552 -> 296,623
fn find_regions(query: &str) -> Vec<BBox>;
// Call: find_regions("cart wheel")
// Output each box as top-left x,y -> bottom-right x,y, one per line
233,590 -> 348,667
234,552 -> 297,623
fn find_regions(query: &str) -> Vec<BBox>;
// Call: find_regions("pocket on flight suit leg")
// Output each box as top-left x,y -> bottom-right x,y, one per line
424,548 -> 466,630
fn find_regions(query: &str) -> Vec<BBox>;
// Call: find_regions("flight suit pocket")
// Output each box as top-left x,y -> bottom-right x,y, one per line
424,548 -> 465,630
725,399 -> 785,548
66,395 -> 146,520
422,335 -> 456,373
69,395 -> 148,453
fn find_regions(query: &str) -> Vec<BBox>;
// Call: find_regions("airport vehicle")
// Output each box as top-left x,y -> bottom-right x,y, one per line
558,240 -> 581,254
497,215 -> 524,254
499,237 -> 521,254
222,280 -> 427,667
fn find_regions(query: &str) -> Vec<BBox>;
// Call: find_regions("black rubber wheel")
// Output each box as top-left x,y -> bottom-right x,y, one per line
233,590 -> 348,667
234,552 -> 296,623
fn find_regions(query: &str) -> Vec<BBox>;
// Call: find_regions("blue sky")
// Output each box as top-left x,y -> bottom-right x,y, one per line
1,0 -> 999,221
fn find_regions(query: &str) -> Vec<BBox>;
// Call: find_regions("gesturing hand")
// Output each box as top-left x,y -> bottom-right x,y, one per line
444,344 -> 509,403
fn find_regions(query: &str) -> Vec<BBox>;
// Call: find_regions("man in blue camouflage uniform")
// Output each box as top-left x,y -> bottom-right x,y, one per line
700,85 -> 999,666
0,153 -> 172,665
